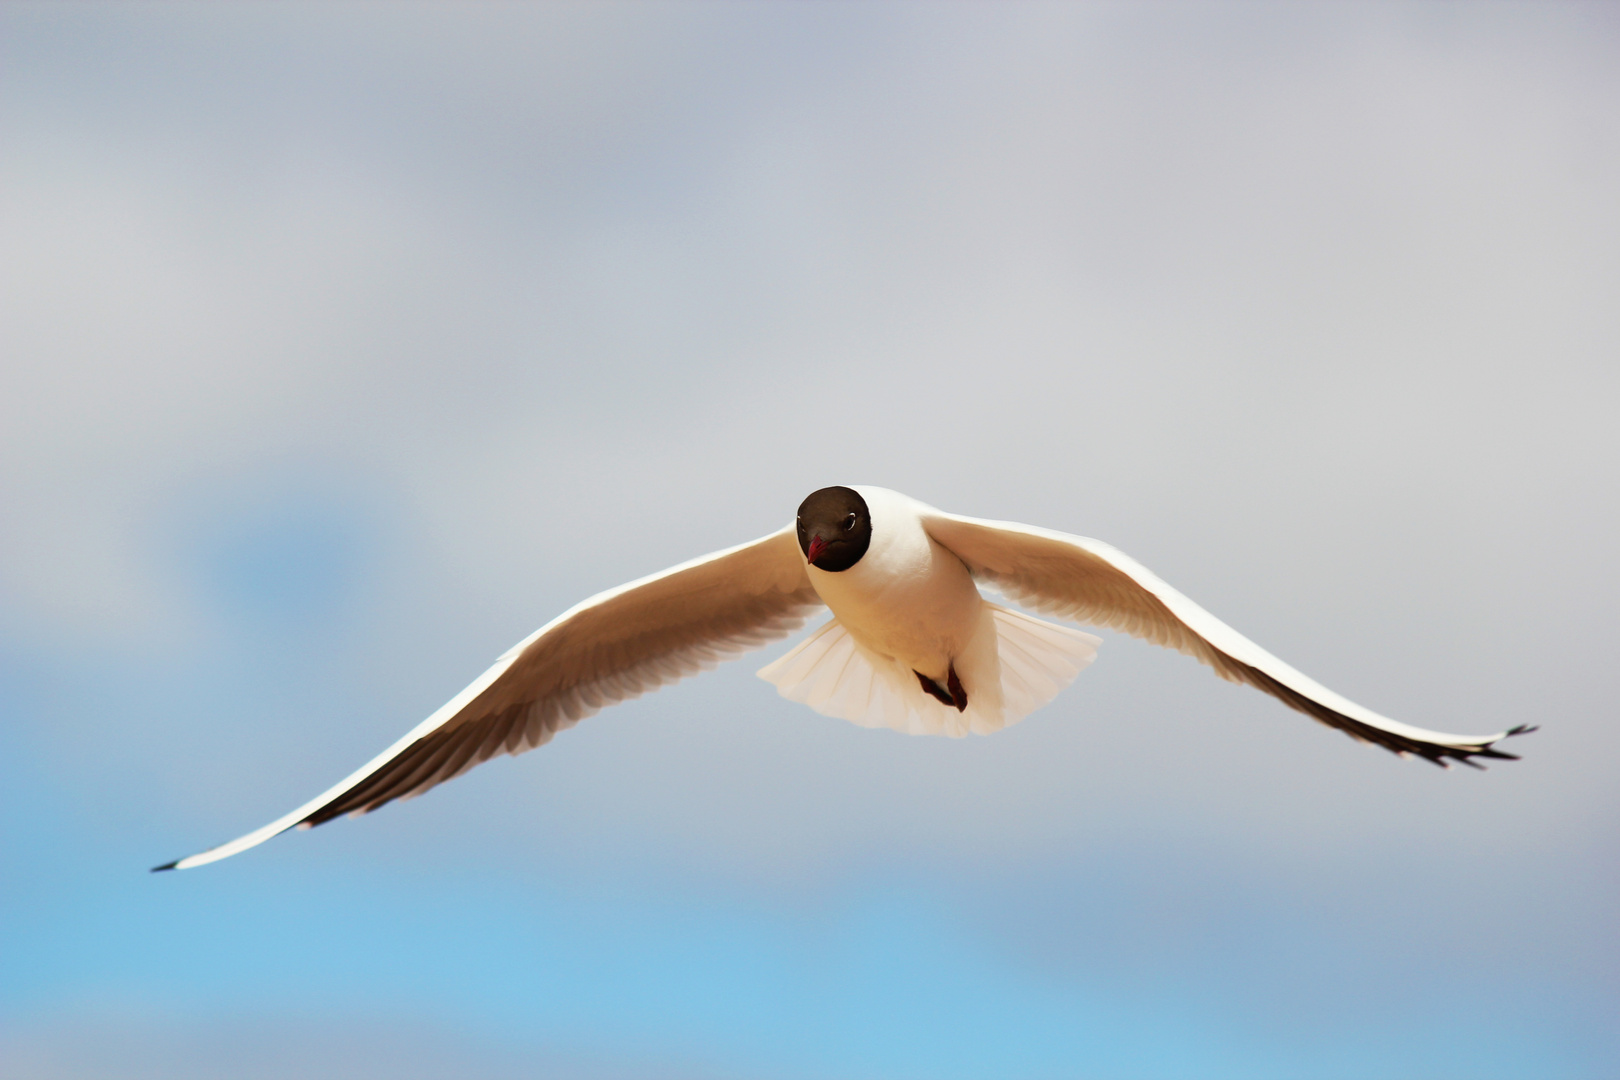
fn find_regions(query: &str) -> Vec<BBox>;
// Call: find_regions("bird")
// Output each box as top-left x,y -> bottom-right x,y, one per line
153,485 -> 1532,871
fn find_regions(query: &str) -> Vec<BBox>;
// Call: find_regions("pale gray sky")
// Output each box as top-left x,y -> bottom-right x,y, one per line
3,4 -> 1617,1077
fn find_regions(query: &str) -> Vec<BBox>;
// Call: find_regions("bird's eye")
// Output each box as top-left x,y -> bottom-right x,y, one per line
843,514 -> 857,531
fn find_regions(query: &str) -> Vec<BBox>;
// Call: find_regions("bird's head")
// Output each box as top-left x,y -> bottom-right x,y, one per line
796,486 -> 872,572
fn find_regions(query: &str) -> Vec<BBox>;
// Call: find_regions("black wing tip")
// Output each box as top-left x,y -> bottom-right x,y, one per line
1238,660 -> 1538,771
1350,724 -> 1533,770
1421,722 -> 1538,770
150,859 -> 180,873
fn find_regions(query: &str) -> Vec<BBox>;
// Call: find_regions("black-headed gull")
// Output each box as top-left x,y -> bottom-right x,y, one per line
154,486 -> 1531,870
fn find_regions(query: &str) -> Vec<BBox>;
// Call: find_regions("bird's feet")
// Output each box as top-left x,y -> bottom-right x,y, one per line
915,665 -> 968,712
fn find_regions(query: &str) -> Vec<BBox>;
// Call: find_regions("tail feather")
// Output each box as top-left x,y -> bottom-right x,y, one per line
989,604 -> 1100,722
757,604 -> 1100,738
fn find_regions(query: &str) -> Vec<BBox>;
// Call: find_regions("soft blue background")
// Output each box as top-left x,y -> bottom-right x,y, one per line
3,3 -> 1617,1077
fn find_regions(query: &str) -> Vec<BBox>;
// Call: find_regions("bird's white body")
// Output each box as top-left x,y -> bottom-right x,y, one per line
805,487 -> 980,682
763,487 -> 1099,738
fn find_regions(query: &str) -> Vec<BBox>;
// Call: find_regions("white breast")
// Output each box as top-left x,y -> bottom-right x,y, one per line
804,486 -> 982,679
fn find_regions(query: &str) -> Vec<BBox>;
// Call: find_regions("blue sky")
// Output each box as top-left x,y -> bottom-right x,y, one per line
3,3 -> 1617,1077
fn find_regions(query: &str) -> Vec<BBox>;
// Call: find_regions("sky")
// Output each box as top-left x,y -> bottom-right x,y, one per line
2,2 -> 1618,1077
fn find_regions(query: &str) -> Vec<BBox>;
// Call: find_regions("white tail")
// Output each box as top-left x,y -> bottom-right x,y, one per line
757,603 -> 1100,738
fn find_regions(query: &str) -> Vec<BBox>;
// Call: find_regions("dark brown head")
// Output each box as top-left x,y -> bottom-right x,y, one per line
796,486 -> 872,572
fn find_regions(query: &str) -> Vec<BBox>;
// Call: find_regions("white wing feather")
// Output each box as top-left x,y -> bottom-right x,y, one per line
921,509 -> 1533,766
156,525 -> 821,870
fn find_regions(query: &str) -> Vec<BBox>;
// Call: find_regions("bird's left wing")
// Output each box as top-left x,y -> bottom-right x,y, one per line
921,508 -> 1532,767
156,525 -> 820,870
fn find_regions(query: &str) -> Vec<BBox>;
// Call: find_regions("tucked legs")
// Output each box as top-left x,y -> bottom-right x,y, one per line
915,665 -> 968,712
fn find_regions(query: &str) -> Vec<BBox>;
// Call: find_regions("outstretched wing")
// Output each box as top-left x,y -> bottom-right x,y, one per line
921,510 -> 1532,766
157,525 -> 821,870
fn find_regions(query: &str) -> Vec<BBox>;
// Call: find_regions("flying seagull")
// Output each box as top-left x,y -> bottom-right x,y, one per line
154,486 -> 1531,871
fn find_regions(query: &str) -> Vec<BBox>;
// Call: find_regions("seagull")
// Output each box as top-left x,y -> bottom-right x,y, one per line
154,486 -> 1532,871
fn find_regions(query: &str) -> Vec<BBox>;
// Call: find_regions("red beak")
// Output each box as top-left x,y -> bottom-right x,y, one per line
806,534 -> 829,565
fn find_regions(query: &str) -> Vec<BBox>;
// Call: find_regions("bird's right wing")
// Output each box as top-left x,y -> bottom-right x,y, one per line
156,524 -> 821,870
922,509 -> 1533,767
